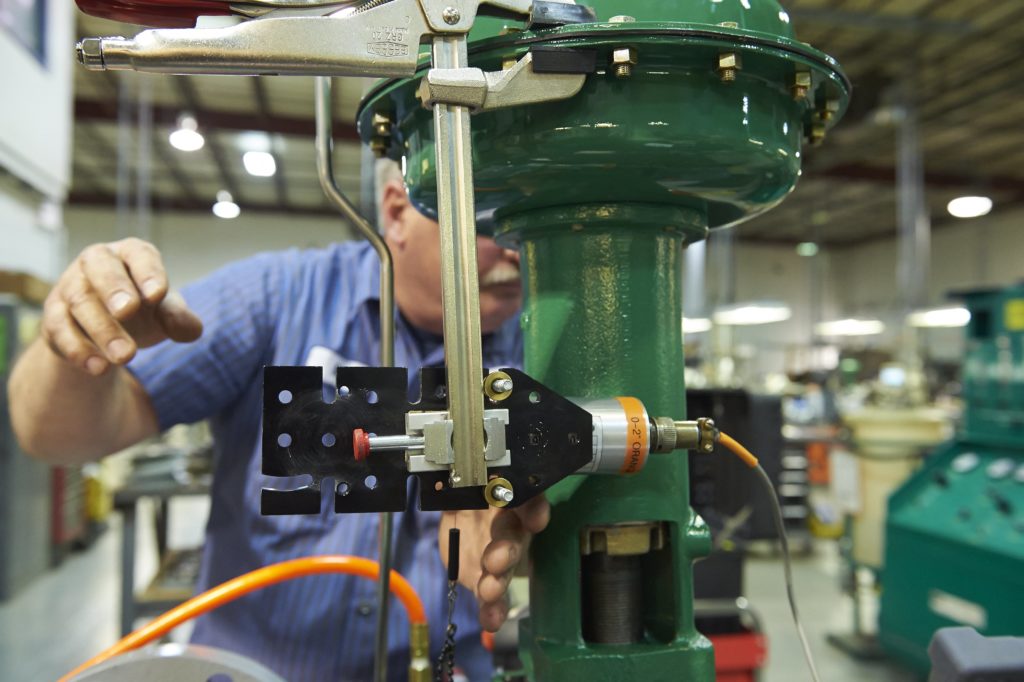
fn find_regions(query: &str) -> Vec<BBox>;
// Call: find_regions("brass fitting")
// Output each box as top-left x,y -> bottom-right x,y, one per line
408,622 -> 430,682
651,417 -> 718,452
717,51 -> 741,82
611,46 -> 637,79
791,71 -> 811,101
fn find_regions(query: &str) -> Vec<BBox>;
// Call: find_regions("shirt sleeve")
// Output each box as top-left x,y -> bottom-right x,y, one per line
128,252 -> 288,431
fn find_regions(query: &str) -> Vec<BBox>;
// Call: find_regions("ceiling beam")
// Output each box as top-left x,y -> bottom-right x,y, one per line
815,162 -> 1024,194
68,190 -> 341,218
74,97 -> 360,141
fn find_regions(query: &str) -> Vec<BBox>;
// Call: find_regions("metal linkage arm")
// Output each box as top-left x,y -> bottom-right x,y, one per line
76,0 -> 595,77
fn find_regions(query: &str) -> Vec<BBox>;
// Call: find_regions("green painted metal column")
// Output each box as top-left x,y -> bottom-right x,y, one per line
497,203 -> 715,681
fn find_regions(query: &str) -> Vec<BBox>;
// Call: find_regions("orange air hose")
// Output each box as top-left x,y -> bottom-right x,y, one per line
60,555 -> 426,681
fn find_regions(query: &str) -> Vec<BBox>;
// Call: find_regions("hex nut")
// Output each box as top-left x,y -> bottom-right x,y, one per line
792,71 -> 811,100
611,46 -> 638,78
717,52 -> 742,82
612,47 -> 638,66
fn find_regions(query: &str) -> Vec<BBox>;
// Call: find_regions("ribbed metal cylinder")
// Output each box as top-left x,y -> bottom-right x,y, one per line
581,553 -> 644,644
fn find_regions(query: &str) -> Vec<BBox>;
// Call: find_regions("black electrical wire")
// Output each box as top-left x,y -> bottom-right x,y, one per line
717,431 -> 822,682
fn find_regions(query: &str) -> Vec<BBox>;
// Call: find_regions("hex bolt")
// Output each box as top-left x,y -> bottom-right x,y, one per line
484,477 -> 514,507
807,121 -> 826,146
493,485 -> 514,503
717,52 -> 741,82
819,98 -> 840,121
791,71 -> 811,101
612,46 -> 638,79
369,112 -> 393,158
442,6 -> 461,24
372,112 -> 392,137
492,378 -> 513,393
370,137 -> 388,158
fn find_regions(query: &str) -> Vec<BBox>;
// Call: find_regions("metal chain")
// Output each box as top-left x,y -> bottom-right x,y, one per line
435,580 -> 458,681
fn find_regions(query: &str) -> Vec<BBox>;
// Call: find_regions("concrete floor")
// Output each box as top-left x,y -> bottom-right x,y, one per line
0,509 -> 921,682
744,543 -> 917,682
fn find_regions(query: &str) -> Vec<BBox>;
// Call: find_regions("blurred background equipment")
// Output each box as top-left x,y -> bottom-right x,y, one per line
879,285 -> 1024,675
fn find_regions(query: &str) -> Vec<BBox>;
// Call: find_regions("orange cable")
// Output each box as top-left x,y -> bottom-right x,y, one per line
61,555 -> 425,681
717,431 -> 760,468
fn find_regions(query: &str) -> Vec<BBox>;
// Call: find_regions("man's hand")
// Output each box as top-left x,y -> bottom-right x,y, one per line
439,494 -> 550,632
42,238 -> 203,375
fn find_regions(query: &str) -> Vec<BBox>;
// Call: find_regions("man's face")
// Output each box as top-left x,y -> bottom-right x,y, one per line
383,181 -> 521,335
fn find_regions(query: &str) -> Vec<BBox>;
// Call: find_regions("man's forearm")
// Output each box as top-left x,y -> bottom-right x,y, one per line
7,338 -> 158,464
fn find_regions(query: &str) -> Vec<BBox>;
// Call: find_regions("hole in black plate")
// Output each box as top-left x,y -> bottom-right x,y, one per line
529,475 -> 541,486
277,389 -> 292,404
366,390 -> 379,404
277,433 -> 292,448
322,433 -> 336,447
529,391 -> 541,404
365,475 -> 378,490
337,481 -> 351,496
338,385 -> 350,397
434,480 -> 444,492
434,385 -> 447,400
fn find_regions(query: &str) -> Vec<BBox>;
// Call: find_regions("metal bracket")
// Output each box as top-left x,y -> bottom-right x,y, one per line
261,366 -> 592,513
416,50 -> 588,110
405,409 -> 510,471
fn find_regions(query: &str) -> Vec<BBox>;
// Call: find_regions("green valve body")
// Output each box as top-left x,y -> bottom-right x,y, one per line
358,1 -> 847,679
501,204 -> 715,680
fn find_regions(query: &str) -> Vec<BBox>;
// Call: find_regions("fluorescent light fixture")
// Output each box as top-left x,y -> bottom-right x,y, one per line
713,302 -> 792,326
237,130 -> 272,153
169,114 -> 204,152
947,195 -> 992,219
682,317 -> 712,334
796,242 -> 819,257
243,151 -> 277,177
212,190 -> 240,219
908,306 -> 971,328
815,318 -> 885,336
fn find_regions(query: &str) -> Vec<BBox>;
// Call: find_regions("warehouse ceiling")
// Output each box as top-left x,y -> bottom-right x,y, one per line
69,0 -> 1024,247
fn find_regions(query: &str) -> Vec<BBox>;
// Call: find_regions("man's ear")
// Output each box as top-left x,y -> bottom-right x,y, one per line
380,180 -> 411,247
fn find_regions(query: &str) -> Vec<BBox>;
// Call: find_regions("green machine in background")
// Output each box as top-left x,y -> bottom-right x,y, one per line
359,1 -> 848,679
880,285 -> 1024,675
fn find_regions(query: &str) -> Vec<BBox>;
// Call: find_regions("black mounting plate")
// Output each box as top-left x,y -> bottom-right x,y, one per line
261,367 -> 592,514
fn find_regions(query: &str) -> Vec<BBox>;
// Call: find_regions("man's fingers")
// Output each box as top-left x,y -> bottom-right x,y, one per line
42,300 -> 108,375
65,283 -> 137,364
78,244 -> 142,320
113,237 -> 169,304
156,291 -> 203,342
481,537 -> 522,576
478,598 -> 509,633
477,569 -> 513,604
513,495 -> 551,535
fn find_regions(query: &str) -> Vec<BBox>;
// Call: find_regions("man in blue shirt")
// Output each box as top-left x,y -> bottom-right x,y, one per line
8,169 -> 548,680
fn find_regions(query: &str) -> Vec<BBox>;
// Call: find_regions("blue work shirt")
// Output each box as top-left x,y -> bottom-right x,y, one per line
129,241 -> 523,681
